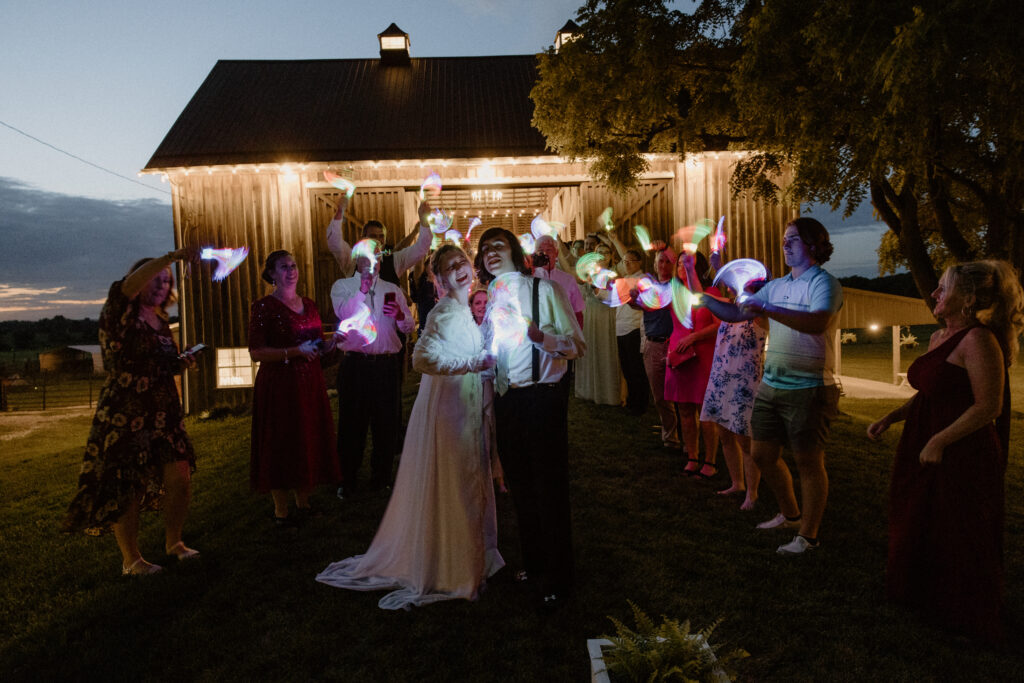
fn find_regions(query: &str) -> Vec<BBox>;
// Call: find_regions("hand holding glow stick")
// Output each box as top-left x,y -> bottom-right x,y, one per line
324,171 -> 356,199
200,246 -> 249,281
419,171 -> 442,201
711,216 -> 726,255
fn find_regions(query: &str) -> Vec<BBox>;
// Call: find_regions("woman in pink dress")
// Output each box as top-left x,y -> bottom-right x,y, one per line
249,250 -> 340,526
868,260 -> 1024,643
665,252 -> 721,478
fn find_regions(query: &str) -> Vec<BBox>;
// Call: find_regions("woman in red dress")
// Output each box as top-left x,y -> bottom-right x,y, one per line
249,250 -> 340,526
665,251 -> 721,479
868,260 -> 1024,643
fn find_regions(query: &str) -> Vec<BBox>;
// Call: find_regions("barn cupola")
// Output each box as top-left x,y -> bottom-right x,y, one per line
378,23 -> 411,65
554,20 -> 581,53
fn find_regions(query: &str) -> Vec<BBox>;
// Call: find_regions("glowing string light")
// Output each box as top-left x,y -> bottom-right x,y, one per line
201,247 -> 249,281
323,171 -> 355,198
351,238 -> 379,275
419,171 -> 442,201
336,302 -> 378,346
711,216 -> 726,255
634,225 -> 652,251
711,258 -> 768,304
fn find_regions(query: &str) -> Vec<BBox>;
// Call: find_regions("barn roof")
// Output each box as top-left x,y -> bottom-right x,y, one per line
144,56 -> 550,170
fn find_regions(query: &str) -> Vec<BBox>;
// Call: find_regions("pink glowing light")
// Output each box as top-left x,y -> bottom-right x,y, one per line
336,302 -> 378,345
711,216 -> 726,255
711,258 -> 768,303
636,276 -> 673,309
419,172 -> 442,201
465,217 -> 482,243
634,225 -> 652,251
201,246 -> 249,281
324,171 -> 356,198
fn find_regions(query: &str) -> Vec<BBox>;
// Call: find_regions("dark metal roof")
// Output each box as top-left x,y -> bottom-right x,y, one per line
144,56 -> 550,169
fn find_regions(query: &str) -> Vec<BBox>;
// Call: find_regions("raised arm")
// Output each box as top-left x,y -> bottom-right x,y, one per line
325,195 -> 354,276
392,200 -> 433,277
122,247 -> 199,298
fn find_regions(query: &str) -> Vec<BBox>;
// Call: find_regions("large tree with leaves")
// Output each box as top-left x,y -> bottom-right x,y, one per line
531,0 -> 1024,303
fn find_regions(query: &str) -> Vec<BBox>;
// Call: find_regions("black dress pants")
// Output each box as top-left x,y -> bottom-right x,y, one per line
495,381 -> 574,596
617,328 -> 650,414
336,352 -> 402,489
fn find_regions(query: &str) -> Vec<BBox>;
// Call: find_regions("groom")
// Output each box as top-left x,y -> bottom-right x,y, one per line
474,227 -> 585,611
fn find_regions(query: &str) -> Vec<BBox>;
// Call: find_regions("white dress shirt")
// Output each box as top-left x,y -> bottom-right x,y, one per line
331,275 -> 414,354
326,219 -> 432,278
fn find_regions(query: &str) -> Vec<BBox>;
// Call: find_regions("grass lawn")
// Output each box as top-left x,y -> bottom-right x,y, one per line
2,363 -> 1023,681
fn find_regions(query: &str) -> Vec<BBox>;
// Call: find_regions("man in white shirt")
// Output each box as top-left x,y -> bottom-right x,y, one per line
331,240 -> 415,496
475,227 -> 585,611
532,235 -> 585,329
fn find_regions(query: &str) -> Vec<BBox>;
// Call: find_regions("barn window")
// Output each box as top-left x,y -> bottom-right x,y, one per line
216,348 -> 258,388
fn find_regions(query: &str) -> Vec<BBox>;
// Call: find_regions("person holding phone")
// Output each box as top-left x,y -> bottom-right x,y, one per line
248,250 -> 341,526
331,239 -> 414,496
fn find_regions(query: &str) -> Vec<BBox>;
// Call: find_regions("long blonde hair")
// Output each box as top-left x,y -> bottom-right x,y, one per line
945,259 -> 1024,366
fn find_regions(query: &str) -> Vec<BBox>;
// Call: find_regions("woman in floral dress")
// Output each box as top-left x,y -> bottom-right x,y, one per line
64,248 -> 202,576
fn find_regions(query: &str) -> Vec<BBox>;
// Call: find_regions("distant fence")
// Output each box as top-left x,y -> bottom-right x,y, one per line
1,375 -> 99,412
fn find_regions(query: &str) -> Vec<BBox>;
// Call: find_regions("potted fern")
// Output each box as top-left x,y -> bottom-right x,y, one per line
588,602 -> 748,683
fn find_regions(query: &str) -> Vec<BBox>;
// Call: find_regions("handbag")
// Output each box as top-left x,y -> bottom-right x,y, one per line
667,345 -> 697,369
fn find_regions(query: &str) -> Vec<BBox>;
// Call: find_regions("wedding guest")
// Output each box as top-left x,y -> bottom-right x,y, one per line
615,248 -> 650,415
63,247 -> 202,575
700,217 -> 843,556
868,260 -> 1023,643
667,252 -> 721,478
248,250 -> 340,526
317,245 -> 502,609
470,289 -> 488,326
576,238 -> 622,405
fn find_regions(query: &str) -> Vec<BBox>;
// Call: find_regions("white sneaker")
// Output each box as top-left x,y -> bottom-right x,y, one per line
777,535 -> 819,556
756,513 -> 801,530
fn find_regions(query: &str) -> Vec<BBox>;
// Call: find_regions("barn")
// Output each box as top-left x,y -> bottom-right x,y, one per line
143,22 -> 915,414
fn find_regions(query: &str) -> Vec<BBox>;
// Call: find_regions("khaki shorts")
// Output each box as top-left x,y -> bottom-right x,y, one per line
750,384 -> 840,453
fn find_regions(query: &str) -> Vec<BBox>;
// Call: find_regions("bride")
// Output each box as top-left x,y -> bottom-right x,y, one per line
316,244 -> 504,609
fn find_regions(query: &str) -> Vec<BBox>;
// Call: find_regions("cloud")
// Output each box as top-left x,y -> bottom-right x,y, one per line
0,176 -> 173,320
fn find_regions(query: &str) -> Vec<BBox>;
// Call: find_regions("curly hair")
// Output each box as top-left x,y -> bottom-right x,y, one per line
944,259 -> 1024,365
789,217 -> 834,264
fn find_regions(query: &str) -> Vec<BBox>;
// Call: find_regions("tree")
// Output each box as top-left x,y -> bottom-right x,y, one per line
531,0 -> 1024,303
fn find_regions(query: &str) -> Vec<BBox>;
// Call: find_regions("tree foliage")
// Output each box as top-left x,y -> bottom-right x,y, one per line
531,0 -> 1024,302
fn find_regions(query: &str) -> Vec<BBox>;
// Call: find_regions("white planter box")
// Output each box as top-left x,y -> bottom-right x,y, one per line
588,636 -> 730,683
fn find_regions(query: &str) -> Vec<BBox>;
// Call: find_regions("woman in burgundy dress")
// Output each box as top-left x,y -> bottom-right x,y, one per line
665,251 -> 721,478
868,260 -> 1024,643
249,250 -> 340,525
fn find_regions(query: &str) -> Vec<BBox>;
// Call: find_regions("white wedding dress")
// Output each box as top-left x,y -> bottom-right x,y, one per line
316,297 -> 504,609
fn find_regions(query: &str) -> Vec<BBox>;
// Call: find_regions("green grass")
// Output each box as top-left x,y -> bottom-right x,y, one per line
2,372 -> 1022,681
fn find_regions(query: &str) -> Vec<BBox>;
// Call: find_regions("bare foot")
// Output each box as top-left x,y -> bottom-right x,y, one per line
740,495 -> 757,511
716,485 -> 745,496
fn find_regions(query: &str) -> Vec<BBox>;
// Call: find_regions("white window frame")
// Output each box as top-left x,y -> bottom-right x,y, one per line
215,347 -> 258,388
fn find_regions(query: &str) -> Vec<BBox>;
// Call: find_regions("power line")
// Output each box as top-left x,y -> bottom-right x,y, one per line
0,119 -> 172,196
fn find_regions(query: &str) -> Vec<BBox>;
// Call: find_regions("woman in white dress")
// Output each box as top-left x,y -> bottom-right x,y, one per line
316,245 -> 504,609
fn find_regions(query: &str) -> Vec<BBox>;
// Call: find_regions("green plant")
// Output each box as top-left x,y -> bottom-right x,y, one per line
600,601 -> 748,683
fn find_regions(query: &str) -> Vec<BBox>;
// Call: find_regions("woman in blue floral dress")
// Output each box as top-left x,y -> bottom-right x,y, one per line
64,248 -> 202,575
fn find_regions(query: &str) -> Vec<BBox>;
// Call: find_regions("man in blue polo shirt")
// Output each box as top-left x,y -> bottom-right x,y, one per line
700,217 -> 842,556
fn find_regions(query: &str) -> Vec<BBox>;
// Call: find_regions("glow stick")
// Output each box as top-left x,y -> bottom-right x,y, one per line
519,233 -> 536,254
675,218 -> 715,255
428,208 -> 453,234
201,247 -> 248,281
487,276 -> 528,354
634,225 -> 652,251
419,171 -> 442,201
711,258 -> 768,303
324,171 -> 356,198
599,206 -> 615,231
530,215 -> 556,240
671,278 -> 699,328
575,252 -> 605,281
711,216 -> 726,255
444,229 -> 463,244
465,217 -> 482,243
336,302 -> 378,345
636,276 -> 673,309
351,239 -> 379,275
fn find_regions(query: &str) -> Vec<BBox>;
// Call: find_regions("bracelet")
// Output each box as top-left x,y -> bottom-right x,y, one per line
284,347 -> 290,364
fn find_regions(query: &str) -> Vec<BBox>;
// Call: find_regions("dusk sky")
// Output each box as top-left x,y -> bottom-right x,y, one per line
0,0 -> 889,321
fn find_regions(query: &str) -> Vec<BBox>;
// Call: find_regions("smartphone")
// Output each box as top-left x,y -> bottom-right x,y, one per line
384,292 -> 396,306
184,343 -> 207,355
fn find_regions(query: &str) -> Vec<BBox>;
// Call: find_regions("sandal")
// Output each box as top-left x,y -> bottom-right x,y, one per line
695,464 -> 718,480
682,459 -> 701,476
122,557 -> 163,576
165,541 -> 200,561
